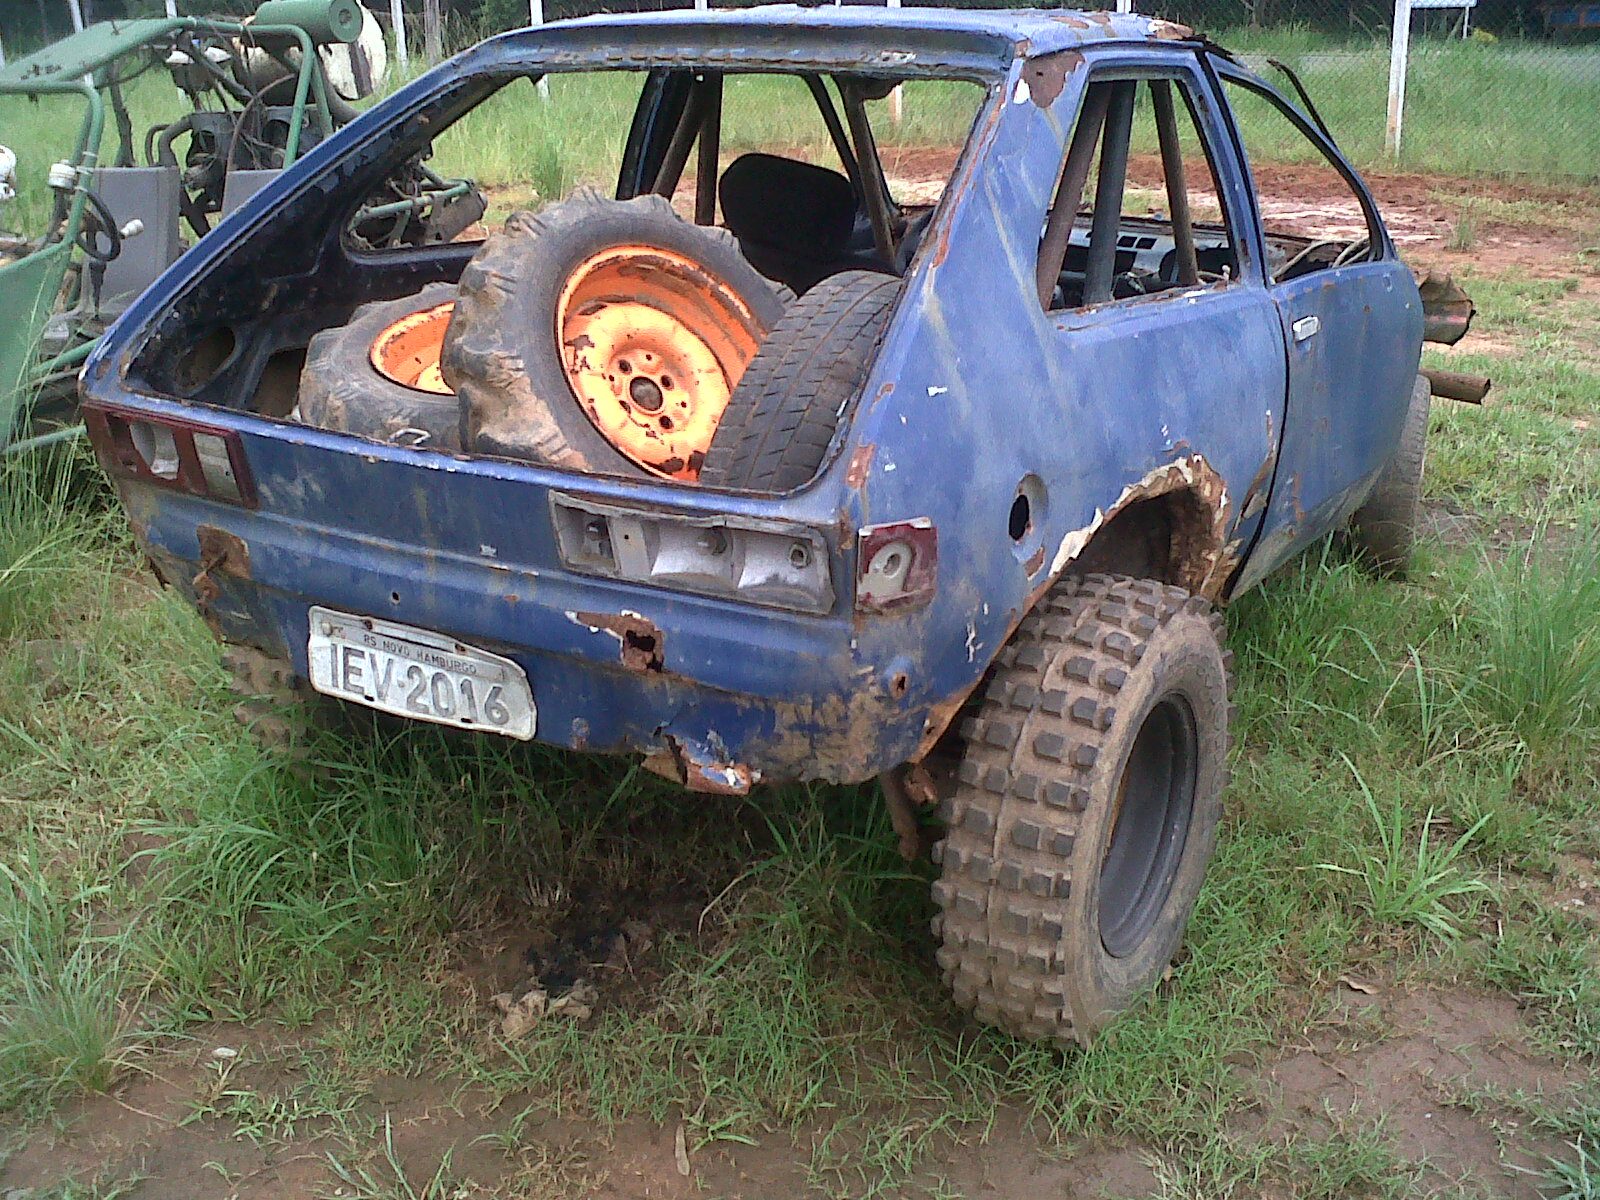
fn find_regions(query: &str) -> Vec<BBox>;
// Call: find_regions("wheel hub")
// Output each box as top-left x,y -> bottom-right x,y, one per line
1099,694 -> 1199,959
370,301 -> 455,395
555,245 -> 764,481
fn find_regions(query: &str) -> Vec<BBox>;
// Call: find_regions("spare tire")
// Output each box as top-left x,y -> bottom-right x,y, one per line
699,270 -> 899,492
441,191 -> 789,481
298,281 -> 463,451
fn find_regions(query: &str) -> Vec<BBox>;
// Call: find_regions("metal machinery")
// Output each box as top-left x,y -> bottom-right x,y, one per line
0,0 -> 484,456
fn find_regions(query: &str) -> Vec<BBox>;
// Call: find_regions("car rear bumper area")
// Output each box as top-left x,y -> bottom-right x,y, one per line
130,487 -> 922,790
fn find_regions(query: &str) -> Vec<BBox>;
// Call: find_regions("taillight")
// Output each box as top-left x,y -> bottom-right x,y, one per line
856,519 -> 937,613
550,491 -> 834,614
83,404 -> 256,508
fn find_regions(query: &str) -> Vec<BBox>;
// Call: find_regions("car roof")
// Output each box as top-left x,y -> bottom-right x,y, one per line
540,5 -> 1193,61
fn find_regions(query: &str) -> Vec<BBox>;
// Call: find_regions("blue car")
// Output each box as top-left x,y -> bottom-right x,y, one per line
82,6 -> 1461,1044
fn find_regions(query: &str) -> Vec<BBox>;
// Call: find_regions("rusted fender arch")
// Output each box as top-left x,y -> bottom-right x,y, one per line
911,453 -> 1239,761
1047,453 -> 1240,600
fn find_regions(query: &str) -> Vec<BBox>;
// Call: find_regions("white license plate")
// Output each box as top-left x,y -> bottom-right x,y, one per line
306,606 -> 535,739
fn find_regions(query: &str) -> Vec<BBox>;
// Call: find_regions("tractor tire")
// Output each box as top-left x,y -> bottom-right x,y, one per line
931,574 -> 1232,1047
441,191 -> 788,481
698,270 -> 899,491
1348,373 -> 1430,578
298,281 -> 464,452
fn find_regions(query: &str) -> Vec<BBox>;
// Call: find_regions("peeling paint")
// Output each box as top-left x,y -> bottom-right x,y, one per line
1048,454 -> 1235,598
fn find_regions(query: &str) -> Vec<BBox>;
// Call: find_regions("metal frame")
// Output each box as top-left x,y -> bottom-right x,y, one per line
1,15 -> 331,457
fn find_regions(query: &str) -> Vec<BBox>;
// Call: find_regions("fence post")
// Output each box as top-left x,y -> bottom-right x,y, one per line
390,0 -> 409,68
423,0 -> 443,63
66,0 -> 86,33
1385,0 -> 1412,157
529,0 -> 550,100
165,0 -> 177,15
887,0 -> 903,123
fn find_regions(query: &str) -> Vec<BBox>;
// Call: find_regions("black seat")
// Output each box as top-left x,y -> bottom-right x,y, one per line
718,152 -> 864,294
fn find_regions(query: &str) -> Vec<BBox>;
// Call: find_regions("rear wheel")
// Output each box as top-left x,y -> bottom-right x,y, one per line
931,574 -> 1232,1045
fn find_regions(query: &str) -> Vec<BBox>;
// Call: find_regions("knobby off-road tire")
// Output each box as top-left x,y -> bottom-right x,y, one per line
222,645 -> 329,752
298,281 -> 463,451
699,270 -> 898,491
441,191 -> 789,478
1348,373 -> 1431,578
931,574 -> 1233,1046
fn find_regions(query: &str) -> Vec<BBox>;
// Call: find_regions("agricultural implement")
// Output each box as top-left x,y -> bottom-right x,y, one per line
0,0 -> 483,457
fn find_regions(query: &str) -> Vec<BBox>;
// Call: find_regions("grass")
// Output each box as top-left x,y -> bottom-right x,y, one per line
1317,756 -> 1491,944
2,51 -> 1600,1194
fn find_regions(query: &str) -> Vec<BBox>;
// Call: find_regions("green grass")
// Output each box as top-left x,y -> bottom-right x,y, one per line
1222,28 -> 1600,178
4,298 -> 1600,1188
3,152 -> 1600,1200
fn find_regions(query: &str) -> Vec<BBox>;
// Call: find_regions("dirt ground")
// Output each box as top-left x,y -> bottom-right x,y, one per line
4,157 -> 1597,1199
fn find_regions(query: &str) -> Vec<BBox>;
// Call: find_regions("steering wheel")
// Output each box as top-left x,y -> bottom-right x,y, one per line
75,189 -> 123,264
1333,236 -> 1371,268
1276,237 -> 1345,280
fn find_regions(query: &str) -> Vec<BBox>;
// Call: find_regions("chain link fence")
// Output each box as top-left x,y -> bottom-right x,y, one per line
424,0 -> 1600,181
5,0 -> 1596,179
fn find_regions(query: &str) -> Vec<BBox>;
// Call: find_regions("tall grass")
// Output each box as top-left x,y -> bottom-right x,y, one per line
0,847 -> 138,1113
1464,526 -> 1600,769
0,451 -> 106,640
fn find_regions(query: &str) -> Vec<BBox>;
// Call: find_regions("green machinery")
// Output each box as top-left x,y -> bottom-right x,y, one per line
0,0 -> 483,456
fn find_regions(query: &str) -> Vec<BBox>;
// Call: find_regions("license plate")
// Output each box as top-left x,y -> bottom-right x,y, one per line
306,606 -> 535,739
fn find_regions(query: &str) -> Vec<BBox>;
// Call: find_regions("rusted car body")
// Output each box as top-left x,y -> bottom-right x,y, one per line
81,7 -> 1425,791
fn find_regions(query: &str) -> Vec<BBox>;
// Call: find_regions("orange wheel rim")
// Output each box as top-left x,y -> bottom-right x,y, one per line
371,301 -> 455,395
556,245 -> 764,480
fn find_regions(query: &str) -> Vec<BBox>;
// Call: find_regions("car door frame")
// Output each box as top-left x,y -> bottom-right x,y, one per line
1028,44 -> 1290,570
1204,56 -> 1423,593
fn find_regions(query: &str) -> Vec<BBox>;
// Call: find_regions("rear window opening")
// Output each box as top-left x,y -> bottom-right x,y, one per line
135,64 -> 984,492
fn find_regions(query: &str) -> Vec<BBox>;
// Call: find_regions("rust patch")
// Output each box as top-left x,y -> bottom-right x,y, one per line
846,444 -> 876,490
1416,270 -> 1475,346
192,525 -> 251,609
645,737 -> 755,795
572,610 -> 664,672
1022,50 -> 1081,107
1048,454 -> 1237,599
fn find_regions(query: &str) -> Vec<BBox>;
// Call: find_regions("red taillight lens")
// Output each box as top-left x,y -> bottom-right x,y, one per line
82,404 -> 256,508
856,519 -> 937,613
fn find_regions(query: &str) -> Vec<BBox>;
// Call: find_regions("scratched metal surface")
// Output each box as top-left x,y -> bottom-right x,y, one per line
84,13 -> 1421,787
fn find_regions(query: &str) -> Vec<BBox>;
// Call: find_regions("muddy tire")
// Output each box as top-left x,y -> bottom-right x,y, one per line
1348,374 -> 1430,578
222,645 -> 329,752
699,270 -> 898,491
931,574 -> 1232,1046
441,191 -> 789,480
298,281 -> 463,451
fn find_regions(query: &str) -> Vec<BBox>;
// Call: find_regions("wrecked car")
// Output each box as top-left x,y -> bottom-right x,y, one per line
81,6 -> 1472,1046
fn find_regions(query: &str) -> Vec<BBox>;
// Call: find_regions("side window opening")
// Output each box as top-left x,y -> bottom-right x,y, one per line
1038,73 -> 1239,313
1036,72 -> 1235,312
1219,76 -> 1381,284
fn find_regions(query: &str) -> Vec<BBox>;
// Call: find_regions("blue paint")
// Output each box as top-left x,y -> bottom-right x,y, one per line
83,9 -> 1421,786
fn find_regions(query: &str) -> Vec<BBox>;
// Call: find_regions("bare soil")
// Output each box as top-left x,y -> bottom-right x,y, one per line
2,979 -> 1580,1198
5,157 -> 1597,1198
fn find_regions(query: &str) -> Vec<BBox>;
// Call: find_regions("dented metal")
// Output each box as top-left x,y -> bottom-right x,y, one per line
82,7 -> 1430,789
